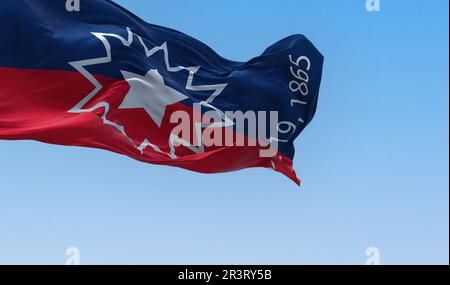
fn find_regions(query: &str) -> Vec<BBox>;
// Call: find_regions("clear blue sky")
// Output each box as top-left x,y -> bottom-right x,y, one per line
0,0 -> 448,265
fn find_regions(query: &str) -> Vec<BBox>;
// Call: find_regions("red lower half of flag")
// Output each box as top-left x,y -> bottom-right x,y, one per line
0,67 -> 300,185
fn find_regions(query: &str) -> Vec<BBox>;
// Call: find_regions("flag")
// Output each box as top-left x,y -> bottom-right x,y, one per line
0,0 -> 324,185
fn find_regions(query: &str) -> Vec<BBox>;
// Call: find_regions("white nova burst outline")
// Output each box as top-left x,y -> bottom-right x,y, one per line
68,27 -> 232,159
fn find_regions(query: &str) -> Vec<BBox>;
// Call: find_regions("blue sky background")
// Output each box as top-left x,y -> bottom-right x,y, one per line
0,0 -> 448,265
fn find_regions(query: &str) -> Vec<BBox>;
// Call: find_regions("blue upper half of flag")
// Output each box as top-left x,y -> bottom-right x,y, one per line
0,0 -> 323,159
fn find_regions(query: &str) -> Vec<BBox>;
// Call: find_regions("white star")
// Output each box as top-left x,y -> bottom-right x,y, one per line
119,69 -> 188,127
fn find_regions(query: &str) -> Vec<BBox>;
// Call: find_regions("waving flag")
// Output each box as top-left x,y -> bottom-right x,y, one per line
0,0 -> 323,185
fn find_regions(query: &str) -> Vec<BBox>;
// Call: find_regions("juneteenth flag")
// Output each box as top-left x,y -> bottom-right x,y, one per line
0,0 -> 323,185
